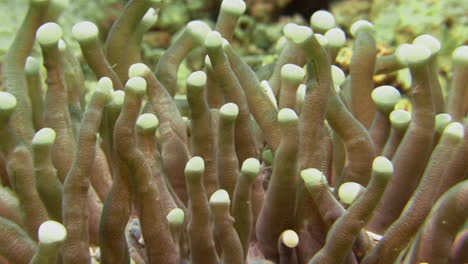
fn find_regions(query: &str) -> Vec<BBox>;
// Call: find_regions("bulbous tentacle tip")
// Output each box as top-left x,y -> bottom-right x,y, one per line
283,23 -> 313,44
371,85 -> 401,113
389,109 -> 411,131
280,229 -> 299,248
278,108 -> 298,126
96,77 -> 114,102
128,63 -> 151,78
205,31 -> 223,48
185,156 -> 205,175
435,113 -> 453,134
241,158 -> 261,178
310,10 -> 336,32
301,168 -> 327,186
187,71 -> 207,89
413,34 -> 441,56
281,64 -> 305,84
350,20 -> 374,37
32,128 -> 57,147
325,27 -> 346,48
339,182 -> 365,204
137,113 -> 159,132
166,208 -> 185,225
452,45 -> 468,64
443,122 -> 464,140
0,92 -> 18,112
125,77 -> 147,96
372,156 -> 394,176
38,220 -> 67,244
187,20 -> 212,44
72,21 -> 99,43
210,189 -> 230,205
36,22 -> 63,46
221,0 -> 247,16
25,56 -> 40,74
220,103 -> 239,120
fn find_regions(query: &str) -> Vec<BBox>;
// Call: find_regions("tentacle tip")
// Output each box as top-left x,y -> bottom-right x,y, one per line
278,108 -> 298,125
72,21 -> 99,43
325,27 -> 346,47
331,65 -> 346,86
314,33 -> 329,47
241,158 -> 260,177
372,156 -> 394,176
209,189 -> 230,205
166,208 -> 185,225
96,77 -> 114,100
25,56 -> 40,74
283,23 -> 313,44
389,109 -> 411,130
338,182 -> 364,204
452,45 -> 468,64
310,10 -> 336,32
32,128 -> 57,146
281,64 -> 305,84
301,168 -> 327,186
371,85 -> 401,113
36,22 -> 63,46
443,122 -> 464,140
205,31 -> 223,48
187,20 -> 212,44
280,229 -> 299,248
350,20 -> 374,37
185,156 -> 205,175
397,44 -> 431,65
219,102 -> 239,120
187,71 -> 207,88
128,63 -> 151,78
435,113 -> 453,134
0,92 -> 17,112
137,113 -> 159,132
38,220 -> 67,244
125,76 -> 147,96
413,34 -> 441,56
221,0 -> 246,16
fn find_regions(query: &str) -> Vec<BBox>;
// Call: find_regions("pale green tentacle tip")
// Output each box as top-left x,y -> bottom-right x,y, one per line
310,10 -> 336,32
96,77 -> 114,102
137,113 -> 159,132
452,46 -> 468,65
221,0 -> 246,16
281,64 -> 305,84
185,156 -> 205,175
331,65 -> 345,86
325,27 -> 346,47
125,76 -> 147,96
396,44 -> 431,65
187,20 -> 212,44
413,34 -> 440,56
371,85 -> 401,113
314,33 -> 328,47
58,39 -> 67,51
204,55 -> 213,68
339,182 -> 364,204
128,63 -> 151,78
435,113 -> 452,134
350,20 -> 374,37
262,149 -> 274,165
187,71 -> 207,89
32,128 -> 56,146
280,230 -> 299,248
72,21 -> 99,43
142,8 -> 158,28
110,90 -> 125,107
25,56 -> 40,75
219,102 -> 239,120
36,22 -> 63,46
372,156 -> 393,177
283,23 -> 313,44
278,108 -> 298,125
166,208 -> 185,225
241,158 -> 260,178
210,189 -> 230,205
395,43 -> 411,66
38,220 -> 67,244
0,92 -> 17,112
301,168 -> 327,187
442,122 -> 464,140
389,109 -> 411,131
205,30 -> 222,48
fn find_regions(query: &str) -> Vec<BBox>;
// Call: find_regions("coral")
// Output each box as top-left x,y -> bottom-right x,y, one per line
0,0 -> 467,264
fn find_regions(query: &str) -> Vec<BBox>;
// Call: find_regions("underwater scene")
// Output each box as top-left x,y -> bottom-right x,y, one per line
0,0 -> 467,263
